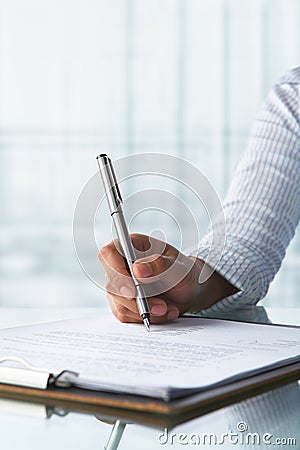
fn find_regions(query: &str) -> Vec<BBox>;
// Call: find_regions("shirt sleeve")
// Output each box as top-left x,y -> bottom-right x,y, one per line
196,68 -> 300,313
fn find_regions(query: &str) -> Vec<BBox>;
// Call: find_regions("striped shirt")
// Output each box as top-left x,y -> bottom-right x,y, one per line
197,67 -> 300,313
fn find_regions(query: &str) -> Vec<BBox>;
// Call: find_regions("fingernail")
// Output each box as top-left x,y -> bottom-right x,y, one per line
120,286 -> 134,298
167,311 -> 178,321
135,262 -> 153,277
151,304 -> 166,316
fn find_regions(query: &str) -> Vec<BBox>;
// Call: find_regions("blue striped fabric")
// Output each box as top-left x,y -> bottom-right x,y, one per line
196,67 -> 300,313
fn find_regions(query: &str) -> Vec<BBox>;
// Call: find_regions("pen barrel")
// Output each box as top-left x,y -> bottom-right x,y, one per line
111,209 -> 136,275
97,154 -> 150,324
112,210 -> 150,318
135,284 -> 150,318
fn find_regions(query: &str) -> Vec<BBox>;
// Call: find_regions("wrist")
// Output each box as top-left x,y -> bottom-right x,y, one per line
187,258 -> 239,312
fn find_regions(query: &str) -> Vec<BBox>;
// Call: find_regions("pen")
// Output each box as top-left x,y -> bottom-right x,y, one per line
97,154 -> 151,332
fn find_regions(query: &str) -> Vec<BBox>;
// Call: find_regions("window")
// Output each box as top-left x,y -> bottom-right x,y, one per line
0,0 -> 299,308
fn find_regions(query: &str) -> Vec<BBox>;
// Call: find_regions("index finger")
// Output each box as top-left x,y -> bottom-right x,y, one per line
98,233 -> 165,274
98,233 -> 175,284
98,238 -> 129,276
129,233 -> 176,260
99,239 -> 136,298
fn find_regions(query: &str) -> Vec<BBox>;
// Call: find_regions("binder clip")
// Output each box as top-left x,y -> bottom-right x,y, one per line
0,356 -> 78,390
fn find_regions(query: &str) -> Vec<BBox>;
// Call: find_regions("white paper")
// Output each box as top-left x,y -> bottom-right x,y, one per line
0,316 -> 299,400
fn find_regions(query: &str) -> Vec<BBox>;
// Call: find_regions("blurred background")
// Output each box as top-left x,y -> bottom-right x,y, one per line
0,0 -> 299,310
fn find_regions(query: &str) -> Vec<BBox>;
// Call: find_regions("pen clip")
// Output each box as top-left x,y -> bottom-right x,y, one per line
97,154 -> 123,211
107,157 -> 123,205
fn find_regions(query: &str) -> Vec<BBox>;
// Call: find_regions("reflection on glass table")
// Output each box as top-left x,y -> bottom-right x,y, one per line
0,307 -> 299,450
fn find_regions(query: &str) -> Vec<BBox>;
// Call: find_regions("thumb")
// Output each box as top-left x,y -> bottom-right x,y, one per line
133,253 -> 196,288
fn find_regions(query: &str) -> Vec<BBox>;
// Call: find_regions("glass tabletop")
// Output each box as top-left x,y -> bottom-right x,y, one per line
0,307 -> 299,450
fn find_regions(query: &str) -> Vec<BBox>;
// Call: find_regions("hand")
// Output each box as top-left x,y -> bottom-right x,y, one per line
98,234 -> 237,324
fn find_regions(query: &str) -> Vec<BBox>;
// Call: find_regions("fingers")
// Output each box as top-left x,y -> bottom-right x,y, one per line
98,239 -> 135,297
98,234 -> 171,298
99,233 -> 179,284
99,234 -> 186,324
107,293 -> 179,324
129,233 -> 170,259
101,233 -> 166,260
107,292 -> 167,315
98,239 -> 128,276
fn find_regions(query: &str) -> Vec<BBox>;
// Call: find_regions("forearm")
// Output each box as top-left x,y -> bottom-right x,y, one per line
196,69 -> 300,311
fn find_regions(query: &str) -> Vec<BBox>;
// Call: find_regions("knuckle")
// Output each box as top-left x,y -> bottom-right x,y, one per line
130,233 -> 150,253
152,253 -> 164,266
106,281 -> 117,296
115,303 -> 129,322
116,302 -> 128,315
108,296 -> 129,323
106,272 -> 129,295
157,255 -> 172,272
146,254 -> 166,276
106,293 -> 118,311
112,309 -> 126,323
130,232 -> 144,240
117,314 -> 128,323
98,243 -> 112,261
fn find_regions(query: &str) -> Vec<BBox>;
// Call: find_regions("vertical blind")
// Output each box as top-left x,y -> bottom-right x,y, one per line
0,0 -> 299,307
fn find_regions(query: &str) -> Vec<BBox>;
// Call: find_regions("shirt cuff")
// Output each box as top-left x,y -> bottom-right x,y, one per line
191,234 -> 268,313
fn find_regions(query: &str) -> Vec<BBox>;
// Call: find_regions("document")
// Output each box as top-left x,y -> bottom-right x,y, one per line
0,316 -> 299,400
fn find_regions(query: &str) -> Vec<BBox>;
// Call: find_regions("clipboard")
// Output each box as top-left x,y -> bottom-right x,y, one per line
0,358 -> 299,429
0,315 -> 299,429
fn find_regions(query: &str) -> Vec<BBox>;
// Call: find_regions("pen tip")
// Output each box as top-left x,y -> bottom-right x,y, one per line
143,318 -> 150,332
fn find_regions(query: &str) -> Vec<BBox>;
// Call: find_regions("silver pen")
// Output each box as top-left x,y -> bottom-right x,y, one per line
97,154 -> 151,332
